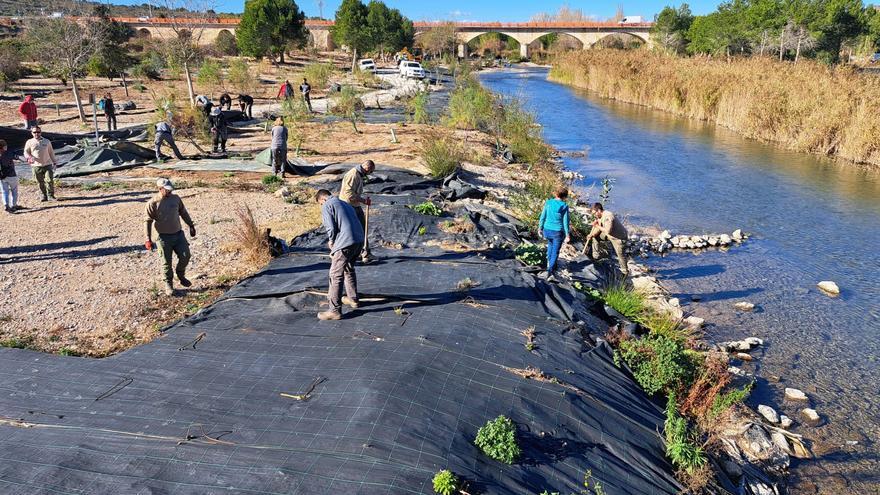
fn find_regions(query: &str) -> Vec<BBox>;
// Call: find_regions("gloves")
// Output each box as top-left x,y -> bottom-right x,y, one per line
145,240 -> 154,251
363,197 -> 372,206
189,225 -> 197,237
564,236 -> 571,244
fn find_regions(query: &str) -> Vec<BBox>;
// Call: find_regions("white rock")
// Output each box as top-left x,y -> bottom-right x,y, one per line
734,301 -> 755,311
732,229 -> 743,240
658,230 -> 671,241
817,281 -> 840,295
744,337 -> 764,346
691,235 -> 703,243
784,387 -> 808,402
708,237 -> 719,246
684,316 -> 704,328
719,234 -> 732,244
801,408 -> 821,426
686,241 -> 696,249
747,480 -> 776,495
780,415 -> 793,428
274,186 -> 291,198
771,431 -> 791,454
758,405 -> 780,423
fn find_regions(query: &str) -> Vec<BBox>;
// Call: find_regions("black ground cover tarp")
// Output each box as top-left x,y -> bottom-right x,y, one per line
0,169 -> 682,494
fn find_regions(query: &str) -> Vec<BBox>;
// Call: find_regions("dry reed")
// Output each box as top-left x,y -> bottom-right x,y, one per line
230,204 -> 271,267
550,49 -> 880,168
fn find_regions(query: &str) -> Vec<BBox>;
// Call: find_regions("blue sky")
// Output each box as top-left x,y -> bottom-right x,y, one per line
121,1 -> 722,21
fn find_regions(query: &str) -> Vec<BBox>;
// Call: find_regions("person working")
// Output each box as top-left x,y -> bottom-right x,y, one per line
339,160 -> 375,263
18,95 -> 38,130
22,127 -> 57,202
154,120 -> 185,162
300,78 -> 312,112
277,79 -> 294,100
237,94 -> 253,118
584,202 -> 629,276
145,178 -> 196,296
538,187 -> 571,282
0,139 -> 19,213
315,188 -> 364,321
102,93 -> 117,131
209,107 -> 228,153
219,93 -> 232,111
270,118 -> 288,178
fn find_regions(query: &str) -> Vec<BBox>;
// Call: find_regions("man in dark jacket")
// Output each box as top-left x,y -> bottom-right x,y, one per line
237,94 -> 253,118
102,93 -> 117,131
300,78 -> 312,112
209,107 -> 229,153
219,93 -> 232,111
0,139 -> 19,213
315,189 -> 364,320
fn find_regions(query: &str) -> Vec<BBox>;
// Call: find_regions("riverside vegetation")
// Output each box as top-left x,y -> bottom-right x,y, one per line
550,49 -> 880,168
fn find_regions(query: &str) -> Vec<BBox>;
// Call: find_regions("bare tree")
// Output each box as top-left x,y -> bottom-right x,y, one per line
790,24 -> 816,63
612,4 -> 626,23
531,5 -> 594,23
416,22 -> 457,60
150,0 -> 216,106
26,17 -> 106,123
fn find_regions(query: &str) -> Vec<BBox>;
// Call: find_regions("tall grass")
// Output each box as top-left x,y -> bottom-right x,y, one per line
231,204 -> 271,267
304,62 -> 335,89
551,49 -> 880,168
420,133 -> 463,178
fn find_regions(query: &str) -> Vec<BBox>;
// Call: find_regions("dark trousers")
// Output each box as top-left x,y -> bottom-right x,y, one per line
212,129 -> 227,152
239,102 -> 252,118
271,147 -> 287,175
158,231 -> 191,283
354,206 -> 371,258
105,113 -> 117,131
543,229 -> 564,273
303,94 -> 312,112
155,132 -> 184,160
328,243 -> 362,311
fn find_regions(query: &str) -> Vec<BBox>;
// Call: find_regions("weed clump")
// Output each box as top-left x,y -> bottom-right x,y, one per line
411,201 -> 443,216
602,285 -> 647,319
514,242 -> 545,267
474,415 -> 520,464
230,204 -> 271,267
420,132 -> 463,178
664,394 -> 707,474
432,469 -> 458,495
617,334 -> 696,396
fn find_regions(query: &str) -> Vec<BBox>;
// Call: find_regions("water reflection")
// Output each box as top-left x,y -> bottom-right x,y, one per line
480,68 -> 880,493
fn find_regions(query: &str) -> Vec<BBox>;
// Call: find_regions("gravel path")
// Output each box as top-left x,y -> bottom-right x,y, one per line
0,182 -> 320,356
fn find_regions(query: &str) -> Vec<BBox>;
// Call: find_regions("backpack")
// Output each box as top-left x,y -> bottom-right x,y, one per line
98,99 -> 105,111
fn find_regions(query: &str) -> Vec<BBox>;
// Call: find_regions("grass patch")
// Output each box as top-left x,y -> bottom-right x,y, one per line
57,347 -> 80,357
407,91 -> 431,124
602,284 -> 647,319
420,132 -> 463,178
0,336 -> 36,350
709,384 -> 752,419
438,217 -> 474,234
304,62 -> 335,89
474,415 -> 521,464
664,394 -> 708,474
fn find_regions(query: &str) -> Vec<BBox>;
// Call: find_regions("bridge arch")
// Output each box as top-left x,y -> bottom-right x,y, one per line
529,32 -> 584,58
136,27 -> 152,38
590,31 -> 649,49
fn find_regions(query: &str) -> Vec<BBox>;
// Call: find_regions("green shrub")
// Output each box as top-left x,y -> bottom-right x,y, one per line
637,311 -> 688,342
432,470 -> 458,495
617,334 -> 695,395
331,86 -> 365,133
474,415 -> 520,464
445,75 -> 497,131
708,384 -> 752,418
602,285 -> 646,319
664,394 -> 707,473
418,226 -> 428,236
501,99 -> 551,165
408,91 -> 431,124
514,242 -> 545,267
304,62 -> 335,88
228,58 -> 257,94
411,201 -> 442,216
262,174 -> 283,186
196,58 -> 223,89
420,134 -> 463,178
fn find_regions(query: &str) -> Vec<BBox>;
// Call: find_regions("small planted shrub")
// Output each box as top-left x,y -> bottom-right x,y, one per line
432,469 -> 458,495
617,334 -> 695,395
664,395 -> 707,474
262,174 -> 283,186
408,91 -> 431,124
602,285 -> 646,319
514,242 -> 545,267
474,415 -> 520,464
411,201 -> 442,216
420,133 -> 463,178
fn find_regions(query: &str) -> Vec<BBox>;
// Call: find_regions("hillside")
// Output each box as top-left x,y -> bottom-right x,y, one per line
0,0 -> 237,18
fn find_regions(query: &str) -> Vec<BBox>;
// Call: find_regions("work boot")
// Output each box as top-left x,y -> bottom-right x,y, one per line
317,310 -> 342,321
40,196 -> 48,202
178,274 -> 192,287
361,253 -> 376,264
341,296 -> 359,309
48,196 -> 57,202
163,280 -> 175,296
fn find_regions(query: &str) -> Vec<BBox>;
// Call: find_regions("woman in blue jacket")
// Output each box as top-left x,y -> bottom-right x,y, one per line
538,187 -> 570,281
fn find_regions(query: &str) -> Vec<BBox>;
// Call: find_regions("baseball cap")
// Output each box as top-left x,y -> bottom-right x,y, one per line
156,178 -> 173,190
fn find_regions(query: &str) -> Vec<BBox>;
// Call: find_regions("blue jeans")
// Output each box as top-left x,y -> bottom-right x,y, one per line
1,176 -> 19,208
543,229 -> 564,273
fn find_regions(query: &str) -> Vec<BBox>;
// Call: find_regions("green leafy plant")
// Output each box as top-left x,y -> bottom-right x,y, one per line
304,62 -> 335,89
262,174 -> 283,186
474,415 -> 521,464
514,242 -> 546,267
331,85 -> 365,133
58,347 -> 80,357
618,334 -> 695,395
432,469 -> 458,495
418,226 -> 428,236
411,201 -> 442,216
664,394 -> 707,473
572,281 -> 601,299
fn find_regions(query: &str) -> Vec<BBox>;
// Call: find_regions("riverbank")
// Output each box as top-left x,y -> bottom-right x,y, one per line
549,49 -> 880,170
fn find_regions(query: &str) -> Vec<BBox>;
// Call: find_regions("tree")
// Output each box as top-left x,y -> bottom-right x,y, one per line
214,29 -> 239,55
332,0 -> 371,72
810,0 -> 866,63
366,1 -> 413,60
89,5 -> 136,96
417,22 -> 457,59
652,4 -> 694,53
26,17 -> 106,123
0,39 -> 23,90
237,0 -> 307,63
150,0 -> 215,106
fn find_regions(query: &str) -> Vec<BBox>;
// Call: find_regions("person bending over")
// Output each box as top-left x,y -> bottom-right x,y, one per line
584,202 -> 629,276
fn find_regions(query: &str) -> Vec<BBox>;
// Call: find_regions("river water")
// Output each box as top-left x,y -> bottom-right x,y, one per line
479,68 -> 880,494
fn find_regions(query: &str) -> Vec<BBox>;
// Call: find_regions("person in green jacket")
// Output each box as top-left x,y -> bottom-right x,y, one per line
537,187 -> 571,282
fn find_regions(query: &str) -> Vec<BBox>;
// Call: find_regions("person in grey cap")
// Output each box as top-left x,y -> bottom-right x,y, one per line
154,120 -> 185,161
145,178 -> 196,296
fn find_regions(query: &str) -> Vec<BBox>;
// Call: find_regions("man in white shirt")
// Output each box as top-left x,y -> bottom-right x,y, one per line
23,126 -> 58,202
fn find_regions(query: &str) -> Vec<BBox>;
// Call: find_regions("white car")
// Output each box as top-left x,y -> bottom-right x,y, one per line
357,58 -> 376,73
399,61 -> 425,79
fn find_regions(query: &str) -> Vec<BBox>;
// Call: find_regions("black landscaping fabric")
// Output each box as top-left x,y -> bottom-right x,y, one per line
0,169 -> 682,495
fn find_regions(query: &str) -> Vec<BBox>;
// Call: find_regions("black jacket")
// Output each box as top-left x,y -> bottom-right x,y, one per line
0,150 -> 16,179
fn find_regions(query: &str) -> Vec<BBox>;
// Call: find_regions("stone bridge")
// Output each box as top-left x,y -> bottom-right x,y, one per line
114,18 -> 653,56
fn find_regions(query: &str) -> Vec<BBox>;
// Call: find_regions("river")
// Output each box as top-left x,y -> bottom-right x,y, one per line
479,67 -> 880,494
